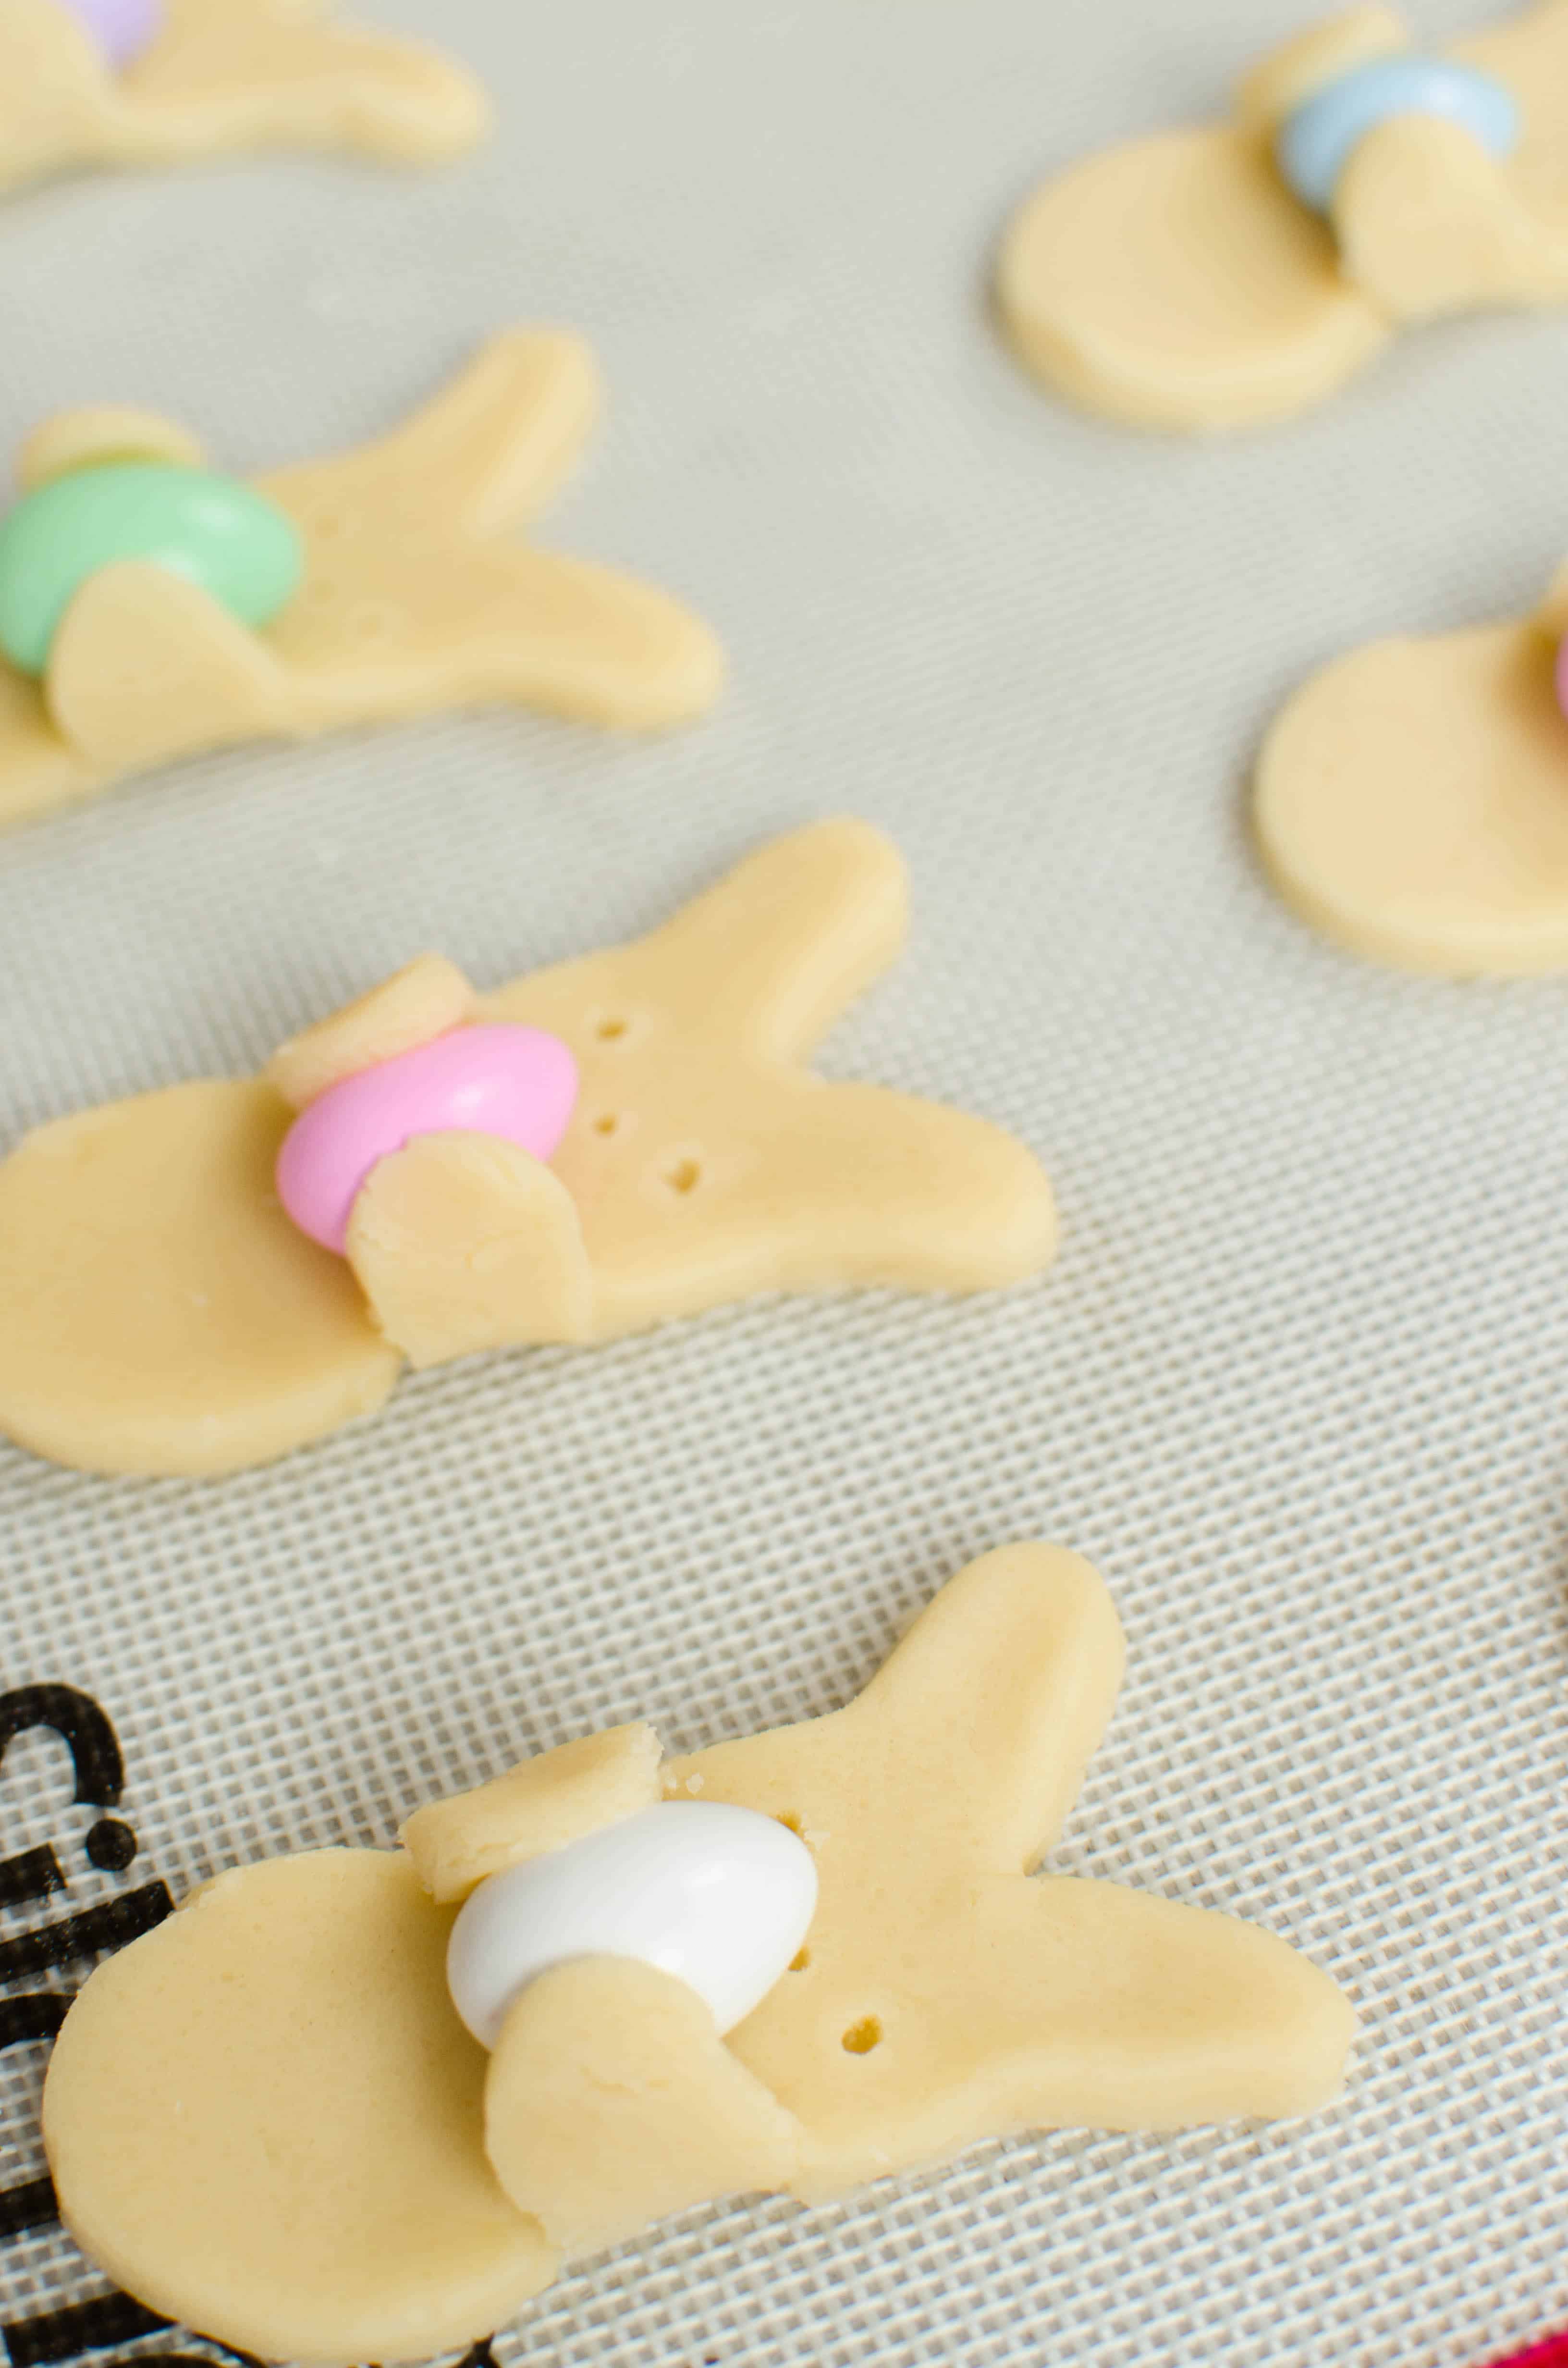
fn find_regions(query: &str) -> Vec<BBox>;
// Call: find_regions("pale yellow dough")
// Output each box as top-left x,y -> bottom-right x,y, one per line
1255,580 -> 1568,974
42,1851 -> 555,2367
0,0 -> 490,197
400,1724 -> 664,1904
0,329 -> 723,830
997,2 -> 1568,430
0,821 -> 1056,1476
0,1079 -> 400,1476
44,1546 -> 1356,2363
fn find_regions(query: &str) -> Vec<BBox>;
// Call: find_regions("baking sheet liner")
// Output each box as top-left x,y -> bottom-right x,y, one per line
1,3 -> 1566,2363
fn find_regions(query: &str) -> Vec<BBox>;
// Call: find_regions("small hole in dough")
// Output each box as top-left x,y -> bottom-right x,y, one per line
596,1017 -> 629,1041
592,1113 -> 621,1136
842,2016 -> 882,2055
789,1947 -> 810,1973
663,1157 -> 701,1196
348,600 -> 396,643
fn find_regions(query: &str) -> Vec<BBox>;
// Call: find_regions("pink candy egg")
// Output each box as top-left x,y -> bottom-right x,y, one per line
58,0 -> 163,71
276,1024 -> 579,1256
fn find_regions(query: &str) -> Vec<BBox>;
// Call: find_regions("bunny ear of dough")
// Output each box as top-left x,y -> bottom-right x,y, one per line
0,1 -> 114,191
42,1852 -> 556,2368
0,1080 -> 399,1477
1255,617 -> 1568,975
46,562 -> 297,772
484,1960 -> 804,2259
116,0 -> 490,169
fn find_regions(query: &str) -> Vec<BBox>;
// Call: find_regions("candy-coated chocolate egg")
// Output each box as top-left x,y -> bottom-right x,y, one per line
58,0 -> 163,70
446,1802 -> 818,2050
1277,56 -> 1519,216
275,1023 -> 580,1256
0,463 -> 303,680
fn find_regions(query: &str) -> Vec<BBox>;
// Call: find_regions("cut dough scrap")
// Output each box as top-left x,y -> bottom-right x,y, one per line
0,821 -> 1055,1476
0,0 -> 489,195
997,0 -> 1568,430
42,1851 -> 555,2368
0,1079 -> 398,1476
484,1959 -> 803,2258
1255,612 -> 1568,974
0,330 -> 722,831
401,1724 -> 664,1904
347,1132 -> 595,1364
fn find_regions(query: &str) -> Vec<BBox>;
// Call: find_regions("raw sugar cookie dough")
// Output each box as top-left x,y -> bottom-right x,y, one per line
0,0 -> 490,197
0,821 -> 1058,1478
1256,561 -> 1568,973
0,329 -> 723,832
43,1543 -> 1359,2366
997,1 -> 1568,430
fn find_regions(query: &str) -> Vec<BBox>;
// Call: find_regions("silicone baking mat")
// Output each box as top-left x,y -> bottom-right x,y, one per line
2,2 -> 1567,2363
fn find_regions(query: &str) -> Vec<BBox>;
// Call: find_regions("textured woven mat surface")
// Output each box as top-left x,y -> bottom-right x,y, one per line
2,3 -> 1567,2365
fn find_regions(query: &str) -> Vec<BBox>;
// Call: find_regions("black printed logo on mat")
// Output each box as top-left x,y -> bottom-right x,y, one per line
0,1684 -> 179,2366
0,1690 -> 505,2368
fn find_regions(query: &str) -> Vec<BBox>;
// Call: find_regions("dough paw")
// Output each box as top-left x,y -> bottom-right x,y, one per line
46,561 -> 295,770
484,1959 -> 803,2257
347,1131 -> 596,1365
1334,112 -> 1568,315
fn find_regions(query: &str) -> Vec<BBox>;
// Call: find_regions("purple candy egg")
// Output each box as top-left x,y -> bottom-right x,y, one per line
57,0 -> 162,71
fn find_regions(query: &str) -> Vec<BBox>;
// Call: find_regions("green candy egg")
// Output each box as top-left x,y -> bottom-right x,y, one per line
0,461 -> 303,678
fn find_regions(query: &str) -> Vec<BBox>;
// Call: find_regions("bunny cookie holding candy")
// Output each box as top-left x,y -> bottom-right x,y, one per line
0,329 -> 723,832
0,820 -> 1058,1476
42,1543 -> 1358,2365
999,0 -> 1568,430
0,0 -> 489,196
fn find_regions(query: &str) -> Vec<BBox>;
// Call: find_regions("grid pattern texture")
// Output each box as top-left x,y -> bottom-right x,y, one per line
2,4 -> 1567,2365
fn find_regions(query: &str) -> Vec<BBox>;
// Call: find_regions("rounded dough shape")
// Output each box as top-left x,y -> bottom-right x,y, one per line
1256,620 -> 1568,974
43,1851 -> 556,2367
0,1078 -> 400,1475
997,128 -> 1387,430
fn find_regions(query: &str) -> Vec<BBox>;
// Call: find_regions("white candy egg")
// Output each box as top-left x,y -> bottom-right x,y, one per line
446,1801 -> 818,2049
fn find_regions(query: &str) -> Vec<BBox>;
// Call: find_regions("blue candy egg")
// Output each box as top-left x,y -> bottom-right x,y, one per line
1278,56 -> 1519,217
